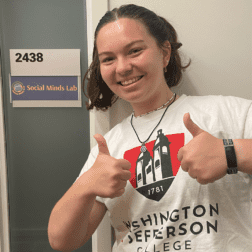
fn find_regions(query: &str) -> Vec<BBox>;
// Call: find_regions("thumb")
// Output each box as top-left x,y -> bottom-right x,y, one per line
183,113 -> 204,137
93,134 -> 110,156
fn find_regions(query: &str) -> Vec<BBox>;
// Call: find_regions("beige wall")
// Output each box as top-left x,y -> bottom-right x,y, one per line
109,0 -> 252,127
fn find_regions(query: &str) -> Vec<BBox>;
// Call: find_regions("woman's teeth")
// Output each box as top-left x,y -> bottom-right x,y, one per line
121,76 -> 142,86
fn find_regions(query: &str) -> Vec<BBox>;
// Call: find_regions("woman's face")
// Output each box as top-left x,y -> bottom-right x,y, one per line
96,18 -> 170,108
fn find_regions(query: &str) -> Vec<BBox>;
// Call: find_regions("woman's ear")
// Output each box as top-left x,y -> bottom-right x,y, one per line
162,40 -> 171,67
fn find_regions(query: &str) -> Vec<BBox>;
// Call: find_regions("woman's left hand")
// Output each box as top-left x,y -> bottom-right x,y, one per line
177,113 -> 228,184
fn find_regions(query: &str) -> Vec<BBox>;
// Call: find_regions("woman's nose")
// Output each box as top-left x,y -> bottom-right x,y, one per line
116,58 -> 132,76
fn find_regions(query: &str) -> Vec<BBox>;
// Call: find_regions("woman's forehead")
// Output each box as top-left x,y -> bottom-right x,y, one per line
96,18 -> 153,51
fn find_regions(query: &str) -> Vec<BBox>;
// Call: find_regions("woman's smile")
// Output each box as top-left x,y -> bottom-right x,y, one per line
118,75 -> 144,86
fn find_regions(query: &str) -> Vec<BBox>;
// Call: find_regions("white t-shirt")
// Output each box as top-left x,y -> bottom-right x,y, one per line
77,94 -> 252,252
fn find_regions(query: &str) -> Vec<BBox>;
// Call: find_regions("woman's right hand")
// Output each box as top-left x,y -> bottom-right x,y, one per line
86,134 -> 132,198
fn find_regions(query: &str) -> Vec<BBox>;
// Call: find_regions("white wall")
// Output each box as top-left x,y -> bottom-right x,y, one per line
109,0 -> 252,128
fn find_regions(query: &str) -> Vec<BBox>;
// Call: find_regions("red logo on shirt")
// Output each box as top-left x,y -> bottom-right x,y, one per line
124,131 -> 184,201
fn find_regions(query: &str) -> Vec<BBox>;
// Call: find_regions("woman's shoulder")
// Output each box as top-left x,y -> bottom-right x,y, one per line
102,114 -> 132,144
180,94 -> 252,139
186,94 -> 250,102
184,94 -> 252,109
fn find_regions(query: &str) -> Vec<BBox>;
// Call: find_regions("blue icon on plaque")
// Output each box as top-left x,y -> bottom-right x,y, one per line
12,81 -> 25,95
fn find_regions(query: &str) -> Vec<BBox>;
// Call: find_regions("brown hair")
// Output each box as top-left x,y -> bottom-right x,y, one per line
83,4 -> 190,111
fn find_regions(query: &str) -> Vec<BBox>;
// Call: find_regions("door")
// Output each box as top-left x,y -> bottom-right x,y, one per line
0,1 -> 91,251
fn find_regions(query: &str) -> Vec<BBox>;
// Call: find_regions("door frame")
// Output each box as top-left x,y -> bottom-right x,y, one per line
0,64 -> 10,252
86,0 -> 112,251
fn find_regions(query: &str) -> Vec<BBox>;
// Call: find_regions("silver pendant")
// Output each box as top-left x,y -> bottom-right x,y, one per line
141,144 -> 147,153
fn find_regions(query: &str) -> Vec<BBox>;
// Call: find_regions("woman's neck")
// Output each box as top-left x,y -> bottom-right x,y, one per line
132,90 -> 179,117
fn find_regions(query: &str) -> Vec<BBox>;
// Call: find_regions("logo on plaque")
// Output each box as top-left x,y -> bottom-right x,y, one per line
12,81 -> 25,95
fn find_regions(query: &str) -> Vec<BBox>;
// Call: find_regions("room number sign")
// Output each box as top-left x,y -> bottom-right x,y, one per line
10,49 -> 80,76
9,49 -> 81,107
15,52 -> 44,63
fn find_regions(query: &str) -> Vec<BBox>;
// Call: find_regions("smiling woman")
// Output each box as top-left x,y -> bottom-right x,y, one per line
49,3 -> 252,252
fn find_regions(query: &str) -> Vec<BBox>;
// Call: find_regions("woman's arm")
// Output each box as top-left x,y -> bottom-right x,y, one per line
233,139 -> 252,175
48,171 -> 100,251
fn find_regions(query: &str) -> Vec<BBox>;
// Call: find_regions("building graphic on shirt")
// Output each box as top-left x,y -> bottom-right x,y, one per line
136,129 -> 173,188
124,131 -> 183,201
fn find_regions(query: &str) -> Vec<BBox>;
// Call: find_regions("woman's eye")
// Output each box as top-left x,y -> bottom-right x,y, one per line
103,57 -> 114,63
129,48 -> 142,54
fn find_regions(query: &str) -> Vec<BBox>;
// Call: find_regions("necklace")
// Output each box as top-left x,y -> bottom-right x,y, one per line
133,93 -> 176,118
131,93 -> 176,153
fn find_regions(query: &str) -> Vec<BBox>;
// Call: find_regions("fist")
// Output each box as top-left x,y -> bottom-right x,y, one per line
177,113 -> 227,184
88,134 -> 131,198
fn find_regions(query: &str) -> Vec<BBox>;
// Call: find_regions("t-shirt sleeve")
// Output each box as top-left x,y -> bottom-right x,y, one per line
75,145 -> 104,204
243,103 -> 252,180
244,103 -> 252,139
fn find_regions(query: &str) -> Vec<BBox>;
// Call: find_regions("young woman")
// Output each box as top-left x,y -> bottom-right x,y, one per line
48,4 -> 252,252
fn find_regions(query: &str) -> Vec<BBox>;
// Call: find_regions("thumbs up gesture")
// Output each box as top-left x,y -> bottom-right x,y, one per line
88,134 -> 132,198
177,113 -> 227,184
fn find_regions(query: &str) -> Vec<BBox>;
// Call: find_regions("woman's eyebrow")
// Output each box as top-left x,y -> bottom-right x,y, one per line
98,39 -> 144,57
